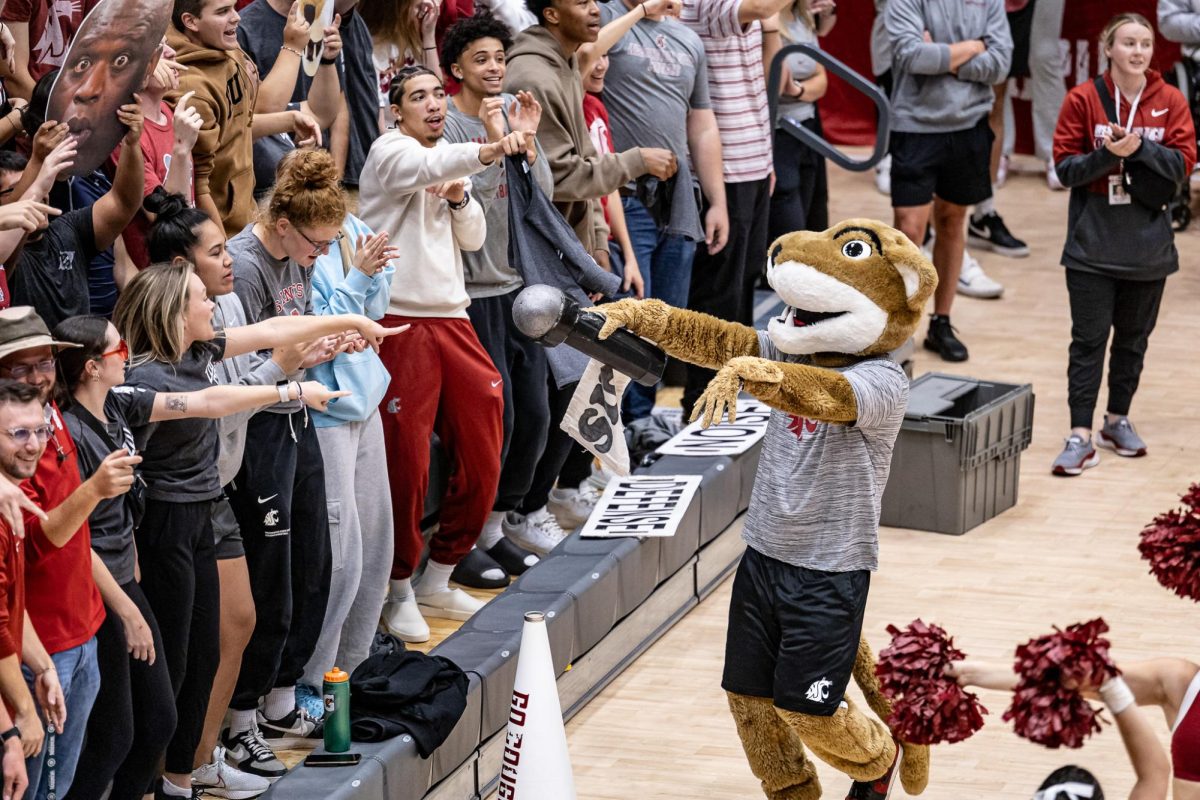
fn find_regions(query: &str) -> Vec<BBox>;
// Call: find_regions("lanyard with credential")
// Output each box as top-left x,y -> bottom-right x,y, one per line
1113,81 -> 1145,134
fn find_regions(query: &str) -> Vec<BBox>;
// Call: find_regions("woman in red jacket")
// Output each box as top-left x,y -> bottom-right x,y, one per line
1050,12 -> 1196,477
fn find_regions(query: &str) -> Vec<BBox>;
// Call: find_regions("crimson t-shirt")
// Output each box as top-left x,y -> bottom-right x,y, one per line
583,92 -> 614,224
1,0 -> 102,81
22,403 -> 105,654
109,103 -> 189,269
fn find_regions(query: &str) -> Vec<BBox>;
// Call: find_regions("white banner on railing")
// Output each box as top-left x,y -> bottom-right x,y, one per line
579,475 -> 703,539
560,359 -> 631,476
655,397 -> 772,457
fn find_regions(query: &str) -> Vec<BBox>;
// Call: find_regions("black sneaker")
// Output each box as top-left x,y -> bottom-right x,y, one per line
257,707 -> 323,750
968,211 -> 1030,257
154,780 -> 201,800
485,536 -> 540,576
845,743 -> 901,799
923,315 -> 968,362
450,546 -> 511,589
221,723 -> 287,780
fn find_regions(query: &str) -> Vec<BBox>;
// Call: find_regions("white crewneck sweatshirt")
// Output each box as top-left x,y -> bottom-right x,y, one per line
358,129 -> 488,318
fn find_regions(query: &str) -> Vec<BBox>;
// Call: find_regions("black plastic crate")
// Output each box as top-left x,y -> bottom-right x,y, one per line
880,373 -> 1035,535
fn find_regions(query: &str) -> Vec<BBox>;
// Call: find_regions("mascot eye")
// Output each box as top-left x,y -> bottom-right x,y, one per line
768,243 -> 782,269
841,239 -> 872,260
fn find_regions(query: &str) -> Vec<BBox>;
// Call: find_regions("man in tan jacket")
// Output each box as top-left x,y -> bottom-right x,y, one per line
503,0 -> 677,267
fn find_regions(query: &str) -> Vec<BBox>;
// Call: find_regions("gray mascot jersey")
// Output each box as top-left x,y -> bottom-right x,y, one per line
742,331 -> 909,573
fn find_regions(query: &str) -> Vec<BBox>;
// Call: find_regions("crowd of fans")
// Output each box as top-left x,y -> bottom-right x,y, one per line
0,0 -> 1186,798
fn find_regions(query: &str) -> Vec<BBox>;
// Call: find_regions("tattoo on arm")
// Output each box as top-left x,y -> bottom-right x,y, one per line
165,395 -> 187,412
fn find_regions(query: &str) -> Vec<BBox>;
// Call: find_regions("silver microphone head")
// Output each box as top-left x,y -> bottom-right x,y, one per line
512,284 -> 569,340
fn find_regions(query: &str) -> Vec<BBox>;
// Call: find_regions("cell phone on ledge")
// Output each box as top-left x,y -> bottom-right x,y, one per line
303,752 -> 362,768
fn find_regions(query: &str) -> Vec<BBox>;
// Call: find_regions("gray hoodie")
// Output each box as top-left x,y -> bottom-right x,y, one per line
1159,0 -> 1200,45
885,0 -> 1012,133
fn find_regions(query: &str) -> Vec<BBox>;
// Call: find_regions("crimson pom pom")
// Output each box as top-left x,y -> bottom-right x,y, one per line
875,619 -> 987,745
1003,618 -> 1119,749
1138,483 -> 1200,601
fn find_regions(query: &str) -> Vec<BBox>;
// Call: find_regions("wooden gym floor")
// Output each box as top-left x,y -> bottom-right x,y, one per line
547,158 -> 1200,799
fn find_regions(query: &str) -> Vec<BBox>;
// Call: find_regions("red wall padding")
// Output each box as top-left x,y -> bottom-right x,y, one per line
820,0 -> 1181,151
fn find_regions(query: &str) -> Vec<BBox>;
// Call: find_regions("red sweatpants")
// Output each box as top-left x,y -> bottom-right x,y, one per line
378,316 -> 504,579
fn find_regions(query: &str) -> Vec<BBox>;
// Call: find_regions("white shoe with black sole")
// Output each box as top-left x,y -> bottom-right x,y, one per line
257,707 -> 323,750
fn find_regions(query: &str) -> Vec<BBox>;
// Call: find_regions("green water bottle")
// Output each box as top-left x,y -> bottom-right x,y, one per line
323,668 -> 351,753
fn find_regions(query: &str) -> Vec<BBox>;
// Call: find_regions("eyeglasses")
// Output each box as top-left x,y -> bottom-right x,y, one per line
0,359 -> 55,379
99,340 -> 129,361
296,227 -> 344,256
3,425 -> 53,445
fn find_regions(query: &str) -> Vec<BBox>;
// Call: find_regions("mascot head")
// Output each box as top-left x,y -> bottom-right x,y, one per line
765,219 -> 938,358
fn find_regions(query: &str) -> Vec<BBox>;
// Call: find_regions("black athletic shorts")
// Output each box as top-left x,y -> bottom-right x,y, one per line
721,546 -> 870,716
1007,0 -> 1035,79
889,116 -> 994,208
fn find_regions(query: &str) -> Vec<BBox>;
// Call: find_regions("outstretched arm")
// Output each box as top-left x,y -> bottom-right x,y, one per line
690,356 -> 857,428
594,298 -> 760,369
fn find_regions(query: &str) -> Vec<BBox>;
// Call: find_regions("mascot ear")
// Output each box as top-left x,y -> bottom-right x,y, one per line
885,230 -> 938,312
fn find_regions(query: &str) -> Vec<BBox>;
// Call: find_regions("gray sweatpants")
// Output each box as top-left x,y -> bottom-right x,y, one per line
302,410 -> 394,688
1029,0 -> 1066,162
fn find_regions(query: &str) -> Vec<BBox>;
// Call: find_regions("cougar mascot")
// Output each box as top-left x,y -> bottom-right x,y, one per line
594,220 -> 937,800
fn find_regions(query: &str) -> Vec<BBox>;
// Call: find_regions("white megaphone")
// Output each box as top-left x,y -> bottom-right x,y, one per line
496,612 -> 577,800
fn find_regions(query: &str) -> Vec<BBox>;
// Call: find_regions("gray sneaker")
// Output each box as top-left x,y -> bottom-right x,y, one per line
1051,435 -> 1099,476
1097,416 -> 1147,457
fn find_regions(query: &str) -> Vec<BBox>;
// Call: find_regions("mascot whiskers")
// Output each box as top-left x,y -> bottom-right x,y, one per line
594,219 -> 937,799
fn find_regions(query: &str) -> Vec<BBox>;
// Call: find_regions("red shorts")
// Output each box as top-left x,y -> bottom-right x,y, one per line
1174,668 -> 1200,783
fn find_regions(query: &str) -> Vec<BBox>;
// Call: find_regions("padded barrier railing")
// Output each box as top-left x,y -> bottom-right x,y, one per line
264,437 -> 765,800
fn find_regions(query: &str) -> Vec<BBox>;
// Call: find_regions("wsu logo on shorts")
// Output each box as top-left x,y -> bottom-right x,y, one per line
806,677 -> 832,703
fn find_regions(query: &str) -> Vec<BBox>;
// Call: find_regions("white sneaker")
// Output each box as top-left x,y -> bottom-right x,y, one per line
874,153 -> 891,195
193,747 -> 270,799
503,507 -> 568,555
547,487 -> 596,528
382,594 -> 430,643
416,587 -> 485,621
1046,159 -> 1065,191
956,250 -> 1004,299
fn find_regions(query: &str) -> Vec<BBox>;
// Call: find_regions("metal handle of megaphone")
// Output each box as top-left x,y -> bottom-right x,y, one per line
766,43 -> 891,173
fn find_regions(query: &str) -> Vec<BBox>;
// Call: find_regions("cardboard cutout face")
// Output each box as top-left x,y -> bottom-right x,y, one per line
47,0 -> 171,177
301,0 -> 335,77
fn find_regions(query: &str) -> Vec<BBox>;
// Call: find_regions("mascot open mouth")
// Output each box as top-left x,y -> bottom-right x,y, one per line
781,307 -> 849,328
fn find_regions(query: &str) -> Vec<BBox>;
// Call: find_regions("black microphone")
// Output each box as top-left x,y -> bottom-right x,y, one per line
512,285 -> 666,387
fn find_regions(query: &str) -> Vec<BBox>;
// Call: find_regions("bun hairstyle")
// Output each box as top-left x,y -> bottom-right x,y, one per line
264,148 -> 347,229
52,315 -> 111,406
1100,12 -> 1154,51
146,187 -> 213,263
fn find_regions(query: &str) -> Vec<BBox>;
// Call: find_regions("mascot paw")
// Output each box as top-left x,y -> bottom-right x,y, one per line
691,357 -> 784,428
587,297 -> 669,341
899,742 -> 930,796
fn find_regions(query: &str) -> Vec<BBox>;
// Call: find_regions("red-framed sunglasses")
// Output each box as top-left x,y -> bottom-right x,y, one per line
100,340 -> 129,361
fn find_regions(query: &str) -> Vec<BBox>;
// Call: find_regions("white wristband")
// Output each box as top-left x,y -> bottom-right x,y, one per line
277,383 -> 290,403
1100,676 -> 1136,715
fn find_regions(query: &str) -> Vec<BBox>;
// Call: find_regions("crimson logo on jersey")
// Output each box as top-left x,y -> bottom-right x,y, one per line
787,415 -> 818,440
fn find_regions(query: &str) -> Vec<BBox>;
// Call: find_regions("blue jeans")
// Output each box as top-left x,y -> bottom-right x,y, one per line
24,637 -> 101,800
620,197 -> 697,421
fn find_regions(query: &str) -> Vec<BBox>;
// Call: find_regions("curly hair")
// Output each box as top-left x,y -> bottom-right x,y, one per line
263,149 -> 346,229
440,12 -> 513,78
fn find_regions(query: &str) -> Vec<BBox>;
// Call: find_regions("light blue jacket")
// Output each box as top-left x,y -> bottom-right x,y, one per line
308,214 -> 394,427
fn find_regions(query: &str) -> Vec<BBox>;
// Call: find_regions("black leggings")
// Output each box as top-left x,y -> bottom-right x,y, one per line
66,581 -> 177,800
519,378 -> 579,514
768,120 -> 829,243
135,498 -> 220,774
1065,269 -> 1166,430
